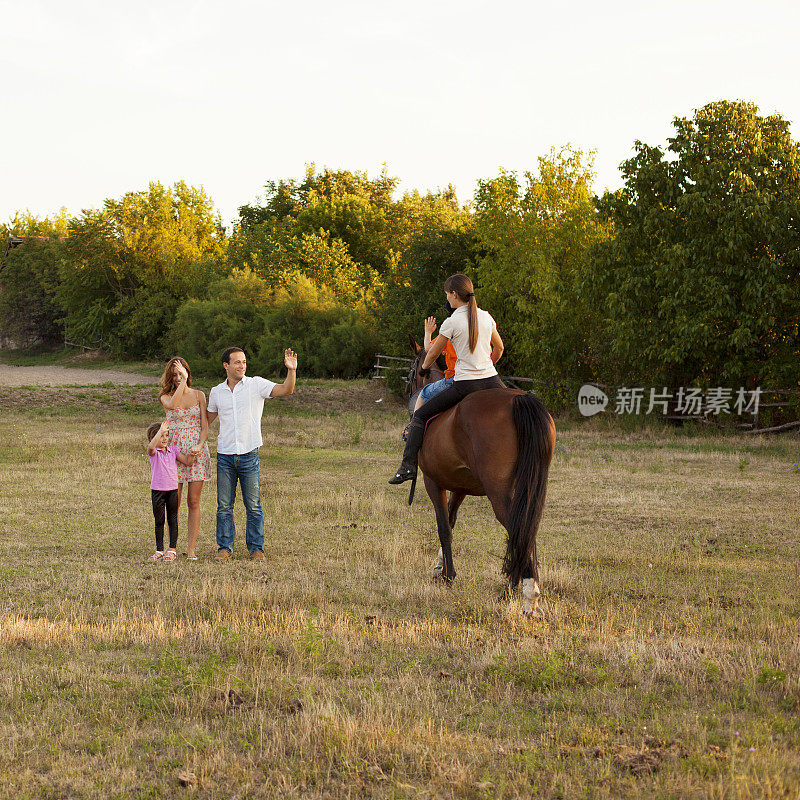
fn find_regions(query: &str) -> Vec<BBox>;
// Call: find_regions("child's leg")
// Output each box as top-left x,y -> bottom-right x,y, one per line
151,490 -> 166,552
165,489 -> 179,551
414,378 -> 451,413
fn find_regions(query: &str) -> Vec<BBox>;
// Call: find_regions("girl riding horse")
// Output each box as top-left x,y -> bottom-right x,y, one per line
389,273 -> 505,485
390,274 -> 555,615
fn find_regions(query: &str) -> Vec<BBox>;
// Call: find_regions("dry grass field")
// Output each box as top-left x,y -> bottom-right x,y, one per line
0,379 -> 798,799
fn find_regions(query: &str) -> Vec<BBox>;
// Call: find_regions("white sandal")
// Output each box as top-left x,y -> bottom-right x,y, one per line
149,551 -> 164,561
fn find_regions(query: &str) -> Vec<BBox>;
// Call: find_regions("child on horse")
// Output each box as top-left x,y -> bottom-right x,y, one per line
414,315 -> 457,411
389,274 -> 505,485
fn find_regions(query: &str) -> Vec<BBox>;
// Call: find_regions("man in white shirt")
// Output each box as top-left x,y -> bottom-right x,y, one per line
207,346 -> 297,561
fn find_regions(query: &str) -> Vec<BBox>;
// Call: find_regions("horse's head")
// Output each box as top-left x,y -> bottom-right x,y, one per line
407,334 -> 446,399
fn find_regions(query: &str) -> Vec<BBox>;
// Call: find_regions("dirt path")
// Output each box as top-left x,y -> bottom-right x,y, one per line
0,367 -> 401,415
0,365 -> 155,387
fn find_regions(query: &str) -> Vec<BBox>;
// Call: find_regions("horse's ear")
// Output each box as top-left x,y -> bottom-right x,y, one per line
409,333 -> 421,354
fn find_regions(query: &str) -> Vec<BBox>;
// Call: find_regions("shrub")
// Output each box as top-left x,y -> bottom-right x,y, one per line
167,296 -> 378,381
165,297 -> 269,380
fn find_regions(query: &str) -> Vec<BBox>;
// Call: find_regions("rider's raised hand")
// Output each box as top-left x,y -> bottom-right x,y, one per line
424,316 -> 437,336
284,348 -> 298,370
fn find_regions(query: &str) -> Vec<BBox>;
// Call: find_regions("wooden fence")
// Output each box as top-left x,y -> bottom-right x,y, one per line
745,389 -> 800,434
371,354 -> 413,381
64,338 -> 103,353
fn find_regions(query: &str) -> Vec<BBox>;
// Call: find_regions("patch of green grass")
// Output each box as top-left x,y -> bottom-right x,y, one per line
756,666 -> 787,686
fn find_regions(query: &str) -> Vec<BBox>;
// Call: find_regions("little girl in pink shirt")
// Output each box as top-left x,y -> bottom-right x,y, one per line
147,421 -> 196,562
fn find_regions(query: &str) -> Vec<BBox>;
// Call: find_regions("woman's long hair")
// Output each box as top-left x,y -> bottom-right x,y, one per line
159,357 -> 192,399
444,274 -> 478,352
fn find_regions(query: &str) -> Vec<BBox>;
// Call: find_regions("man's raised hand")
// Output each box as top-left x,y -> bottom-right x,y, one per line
284,349 -> 298,370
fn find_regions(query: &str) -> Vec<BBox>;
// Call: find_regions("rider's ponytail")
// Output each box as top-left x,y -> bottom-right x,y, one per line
444,274 -> 479,352
466,293 -> 478,353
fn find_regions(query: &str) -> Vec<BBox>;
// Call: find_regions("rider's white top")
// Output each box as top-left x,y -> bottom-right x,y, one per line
438,305 -> 498,381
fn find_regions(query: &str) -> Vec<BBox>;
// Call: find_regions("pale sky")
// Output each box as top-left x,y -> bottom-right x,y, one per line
2,0 -> 798,229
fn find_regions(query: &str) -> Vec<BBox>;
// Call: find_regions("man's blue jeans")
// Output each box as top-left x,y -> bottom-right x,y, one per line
216,449 -> 263,555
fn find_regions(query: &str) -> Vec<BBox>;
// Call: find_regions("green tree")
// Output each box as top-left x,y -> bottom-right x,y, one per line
58,182 -> 227,355
589,100 -> 800,387
0,237 -> 66,346
1,210 -> 70,346
234,165 -> 398,302
376,188 -> 477,352
475,147 -> 609,403
294,189 -> 390,277
228,219 -> 370,305
237,165 -> 397,233
1,208 -> 70,239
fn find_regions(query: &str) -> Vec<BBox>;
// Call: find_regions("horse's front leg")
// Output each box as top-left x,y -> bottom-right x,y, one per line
424,475 -> 456,583
433,547 -> 444,579
431,492 -> 467,576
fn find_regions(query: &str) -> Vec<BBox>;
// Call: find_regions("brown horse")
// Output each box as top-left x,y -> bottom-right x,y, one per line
406,337 -> 556,615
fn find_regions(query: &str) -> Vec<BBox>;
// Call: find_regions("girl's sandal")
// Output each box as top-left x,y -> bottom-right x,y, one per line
149,551 -> 164,561
163,550 -> 177,562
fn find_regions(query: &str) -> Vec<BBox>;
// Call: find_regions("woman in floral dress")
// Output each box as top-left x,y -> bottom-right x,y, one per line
158,358 -> 212,559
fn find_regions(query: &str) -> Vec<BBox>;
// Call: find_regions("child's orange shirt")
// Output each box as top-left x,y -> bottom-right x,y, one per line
443,340 -> 457,379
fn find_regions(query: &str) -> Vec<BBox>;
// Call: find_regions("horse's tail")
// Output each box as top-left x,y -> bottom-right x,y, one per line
504,393 -> 555,588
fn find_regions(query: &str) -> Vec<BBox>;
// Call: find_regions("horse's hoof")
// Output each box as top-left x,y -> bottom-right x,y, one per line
432,573 -> 455,586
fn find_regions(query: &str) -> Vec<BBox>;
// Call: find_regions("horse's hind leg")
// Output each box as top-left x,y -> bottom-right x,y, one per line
521,557 -> 542,618
487,489 -> 541,617
424,475 -> 456,583
447,491 -> 466,528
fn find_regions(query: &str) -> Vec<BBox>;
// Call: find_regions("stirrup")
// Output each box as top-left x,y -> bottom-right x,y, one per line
388,465 -> 417,484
